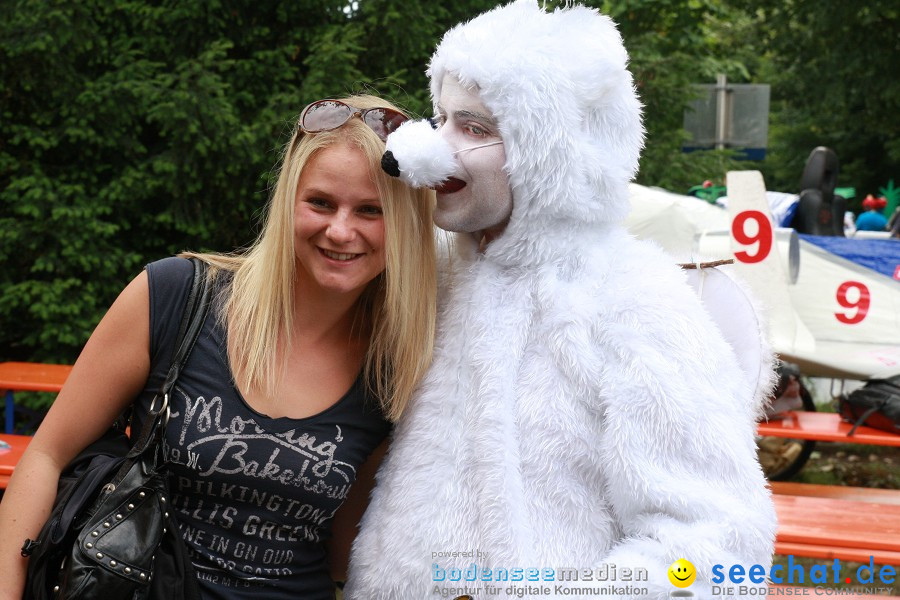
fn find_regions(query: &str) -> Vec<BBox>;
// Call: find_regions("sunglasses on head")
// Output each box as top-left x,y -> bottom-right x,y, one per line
298,99 -> 409,142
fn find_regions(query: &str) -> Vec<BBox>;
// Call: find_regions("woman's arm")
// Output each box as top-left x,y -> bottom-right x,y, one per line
0,271 -> 152,600
326,438 -> 389,583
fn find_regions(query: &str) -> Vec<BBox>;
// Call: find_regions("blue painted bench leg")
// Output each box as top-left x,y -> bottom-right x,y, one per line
4,390 -> 12,434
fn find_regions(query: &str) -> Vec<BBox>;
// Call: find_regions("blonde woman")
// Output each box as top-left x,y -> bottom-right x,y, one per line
0,95 -> 436,599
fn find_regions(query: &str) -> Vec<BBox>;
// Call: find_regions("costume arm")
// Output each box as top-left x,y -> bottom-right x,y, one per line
572,284 -> 775,599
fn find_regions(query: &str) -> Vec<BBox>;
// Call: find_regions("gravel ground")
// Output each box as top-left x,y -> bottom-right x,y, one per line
796,442 -> 900,489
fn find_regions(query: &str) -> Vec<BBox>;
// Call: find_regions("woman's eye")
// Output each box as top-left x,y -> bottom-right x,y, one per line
307,198 -> 331,209
465,123 -> 487,137
359,205 -> 383,216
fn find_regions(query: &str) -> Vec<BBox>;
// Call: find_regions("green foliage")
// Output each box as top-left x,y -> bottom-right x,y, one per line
878,179 -> 898,218
649,149 -> 759,195
589,0 -> 757,190
2,0 -> 895,377
737,0 -> 900,200
0,0 -> 493,364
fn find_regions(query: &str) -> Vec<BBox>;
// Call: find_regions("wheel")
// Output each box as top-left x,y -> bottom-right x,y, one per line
799,146 -> 838,197
757,370 -> 817,481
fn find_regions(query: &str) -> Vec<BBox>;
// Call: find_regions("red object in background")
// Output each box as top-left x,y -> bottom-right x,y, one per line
861,194 -> 888,211
0,362 -> 71,393
0,434 -> 32,489
834,281 -> 871,325
0,362 -> 72,489
732,210 -> 774,263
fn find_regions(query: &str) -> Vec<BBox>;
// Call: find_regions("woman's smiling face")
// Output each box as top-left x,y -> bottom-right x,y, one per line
293,141 -> 385,299
433,74 -> 512,240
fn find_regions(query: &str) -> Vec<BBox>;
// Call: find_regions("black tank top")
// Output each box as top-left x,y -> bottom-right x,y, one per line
133,257 -> 390,600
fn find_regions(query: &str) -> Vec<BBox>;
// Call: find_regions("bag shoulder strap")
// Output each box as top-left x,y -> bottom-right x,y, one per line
129,257 -> 211,456
163,257 -> 212,393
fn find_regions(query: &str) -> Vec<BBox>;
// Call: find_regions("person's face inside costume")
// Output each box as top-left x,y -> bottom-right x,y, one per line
293,141 -> 386,299
434,74 -> 513,243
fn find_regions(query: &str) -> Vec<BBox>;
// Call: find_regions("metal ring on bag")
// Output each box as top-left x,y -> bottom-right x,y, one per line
148,393 -> 171,427
148,393 -> 168,414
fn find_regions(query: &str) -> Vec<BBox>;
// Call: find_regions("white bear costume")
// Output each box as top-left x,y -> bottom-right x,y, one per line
346,2 -> 777,599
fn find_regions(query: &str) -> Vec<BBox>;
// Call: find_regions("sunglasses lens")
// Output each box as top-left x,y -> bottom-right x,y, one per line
302,100 -> 353,132
363,109 -> 409,141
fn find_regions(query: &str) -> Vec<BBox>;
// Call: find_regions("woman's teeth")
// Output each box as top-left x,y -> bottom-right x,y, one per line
322,249 -> 357,261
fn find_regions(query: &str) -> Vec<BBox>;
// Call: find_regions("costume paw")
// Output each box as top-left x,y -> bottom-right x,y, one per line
383,119 -> 456,188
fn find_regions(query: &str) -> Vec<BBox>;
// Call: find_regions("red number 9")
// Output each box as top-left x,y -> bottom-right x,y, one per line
835,281 -> 870,324
732,210 -> 773,264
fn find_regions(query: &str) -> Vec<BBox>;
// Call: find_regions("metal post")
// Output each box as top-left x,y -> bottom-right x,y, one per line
715,73 -> 728,150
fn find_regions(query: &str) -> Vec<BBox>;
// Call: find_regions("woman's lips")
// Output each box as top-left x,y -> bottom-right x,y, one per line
433,177 -> 466,194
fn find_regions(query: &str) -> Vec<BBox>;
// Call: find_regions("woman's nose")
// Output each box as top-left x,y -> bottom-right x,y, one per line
326,213 -> 356,243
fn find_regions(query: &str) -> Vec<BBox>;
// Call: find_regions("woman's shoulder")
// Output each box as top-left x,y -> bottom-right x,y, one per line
145,256 -> 194,288
145,255 -> 234,298
144,257 -> 203,360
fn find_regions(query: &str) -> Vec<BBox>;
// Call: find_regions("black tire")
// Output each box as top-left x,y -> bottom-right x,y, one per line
757,378 -> 817,481
799,146 -> 839,197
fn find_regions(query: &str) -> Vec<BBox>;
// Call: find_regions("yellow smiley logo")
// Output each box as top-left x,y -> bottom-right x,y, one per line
668,558 -> 697,588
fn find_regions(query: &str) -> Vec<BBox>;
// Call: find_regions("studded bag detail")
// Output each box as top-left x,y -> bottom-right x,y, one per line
22,258 -> 209,600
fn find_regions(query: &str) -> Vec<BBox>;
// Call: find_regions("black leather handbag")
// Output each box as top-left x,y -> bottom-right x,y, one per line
22,258 -> 210,600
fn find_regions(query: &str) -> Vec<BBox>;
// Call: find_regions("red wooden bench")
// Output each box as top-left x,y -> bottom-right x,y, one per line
758,410 -> 900,447
0,361 -> 71,434
761,411 -> 900,566
771,482 -> 900,564
0,362 -> 71,490
0,433 -> 31,490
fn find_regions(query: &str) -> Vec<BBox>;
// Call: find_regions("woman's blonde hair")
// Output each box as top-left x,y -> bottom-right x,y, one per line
186,95 -> 436,421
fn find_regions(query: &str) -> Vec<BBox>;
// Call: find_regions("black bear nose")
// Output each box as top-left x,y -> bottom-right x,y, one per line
381,150 -> 400,177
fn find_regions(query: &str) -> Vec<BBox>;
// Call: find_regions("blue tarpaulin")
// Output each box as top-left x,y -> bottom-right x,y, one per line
800,235 -> 900,280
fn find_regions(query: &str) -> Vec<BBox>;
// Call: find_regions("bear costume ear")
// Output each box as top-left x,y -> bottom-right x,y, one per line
382,119 -> 457,188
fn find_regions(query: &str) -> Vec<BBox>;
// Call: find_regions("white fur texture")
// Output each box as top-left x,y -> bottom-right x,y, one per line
347,2 -> 776,599
385,119 -> 457,188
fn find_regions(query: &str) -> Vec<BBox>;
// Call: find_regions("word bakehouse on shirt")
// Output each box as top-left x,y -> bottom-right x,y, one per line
132,257 -> 390,600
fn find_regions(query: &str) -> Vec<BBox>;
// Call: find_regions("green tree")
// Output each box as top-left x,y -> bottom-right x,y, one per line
737,0 -> 900,199
592,0 -> 756,191
0,0 -> 495,363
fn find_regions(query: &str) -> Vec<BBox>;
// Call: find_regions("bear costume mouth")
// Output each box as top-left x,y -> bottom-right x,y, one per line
434,177 -> 466,194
